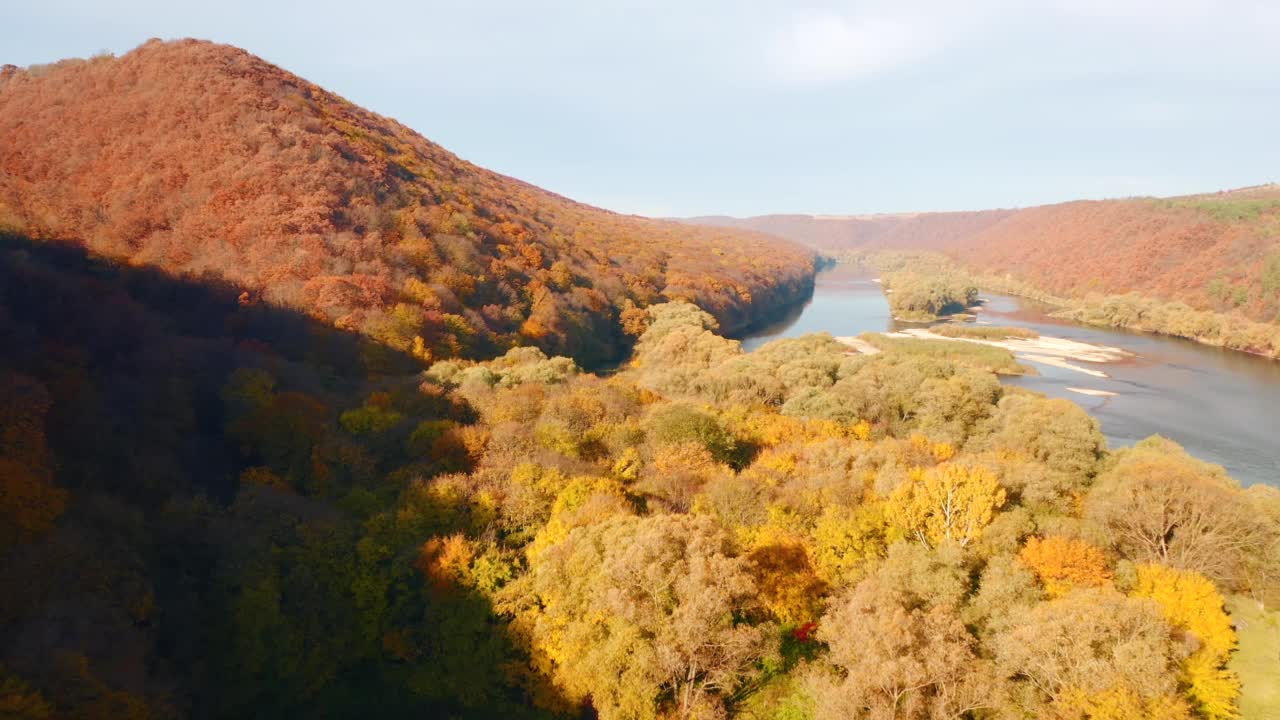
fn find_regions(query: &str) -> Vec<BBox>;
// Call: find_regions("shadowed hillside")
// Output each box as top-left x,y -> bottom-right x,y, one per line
0,39 -> 815,369
690,185 -> 1280,324
0,232 -> 569,718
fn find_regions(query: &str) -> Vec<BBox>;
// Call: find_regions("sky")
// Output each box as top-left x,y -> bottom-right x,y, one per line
6,0 -> 1280,217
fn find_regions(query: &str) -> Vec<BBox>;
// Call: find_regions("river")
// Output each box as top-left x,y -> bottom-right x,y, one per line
738,265 -> 1280,488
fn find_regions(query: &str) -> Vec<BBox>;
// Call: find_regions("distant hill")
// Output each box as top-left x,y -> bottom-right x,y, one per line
683,211 -> 1014,252
689,186 -> 1280,323
0,40 -> 815,368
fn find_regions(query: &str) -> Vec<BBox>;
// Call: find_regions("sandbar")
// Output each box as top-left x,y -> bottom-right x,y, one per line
1065,387 -> 1118,397
881,327 -> 1131,377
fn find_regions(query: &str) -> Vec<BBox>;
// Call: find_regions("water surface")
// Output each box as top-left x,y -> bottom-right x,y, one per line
741,268 -> 1280,487
740,265 -> 893,351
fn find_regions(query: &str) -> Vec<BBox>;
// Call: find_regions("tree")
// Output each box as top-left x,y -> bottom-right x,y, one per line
645,403 -> 739,466
880,270 -> 978,321
912,369 -> 1002,445
964,554 -> 1042,641
1018,536 -> 1112,597
994,588 -> 1186,714
639,442 -> 728,513
970,393 -> 1105,504
746,527 -> 828,625
888,463 -> 1006,548
1132,564 -> 1235,658
1085,437 -> 1264,586
502,514 -> 776,720
810,577 -> 995,719
810,503 -> 895,586
1131,564 -> 1240,719
1241,484 -> 1280,609
1052,686 -> 1193,719
873,541 -> 972,611
527,475 -> 632,560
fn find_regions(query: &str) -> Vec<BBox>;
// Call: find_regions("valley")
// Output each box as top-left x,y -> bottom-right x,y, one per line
1,36 -> 1278,720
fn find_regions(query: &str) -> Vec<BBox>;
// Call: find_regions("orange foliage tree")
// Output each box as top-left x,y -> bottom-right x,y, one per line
1018,536 -> 1112,597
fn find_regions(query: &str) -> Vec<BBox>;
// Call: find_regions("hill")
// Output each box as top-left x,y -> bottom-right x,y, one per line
691,187 -> 1280,324
684,210 -> 1014,252
0,40 -> 815,368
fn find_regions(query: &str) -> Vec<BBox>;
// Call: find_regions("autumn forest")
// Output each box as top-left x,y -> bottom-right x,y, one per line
2,39 -> 1279,720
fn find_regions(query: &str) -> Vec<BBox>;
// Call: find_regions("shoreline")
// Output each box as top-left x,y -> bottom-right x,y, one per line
973,281 -> 1280,362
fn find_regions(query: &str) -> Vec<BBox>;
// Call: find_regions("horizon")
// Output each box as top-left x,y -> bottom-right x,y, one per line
6,1 -> 1280,218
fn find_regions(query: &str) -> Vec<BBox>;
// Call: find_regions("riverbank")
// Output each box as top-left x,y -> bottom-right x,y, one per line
974,273 -> 1280,361
837,250 -> 1280,361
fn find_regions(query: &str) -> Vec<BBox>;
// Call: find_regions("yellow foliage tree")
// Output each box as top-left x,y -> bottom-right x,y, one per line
610,447 -> 641,481
852,419 -> 872,442
722,408 -> 859,449
1019,536 -> 1112,597
1131,563 -> 1240,720
527,476 -> 631,560
1132,564 -> 1236,658
746,526 -> 828,624
411,335 -> 434,364
1180,650 -> 1241,720
811,502 -> 897,586
753,447 -> 799,479
888,463 -> 1006,547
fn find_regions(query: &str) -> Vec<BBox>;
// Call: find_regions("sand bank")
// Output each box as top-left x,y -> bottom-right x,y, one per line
1019,354 -> 1110,378
835,336 -> 882,355
882,328 -> 1131,378
1066,387 -> 1118,397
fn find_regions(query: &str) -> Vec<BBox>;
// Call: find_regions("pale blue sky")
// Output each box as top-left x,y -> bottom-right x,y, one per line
6,1 -> 1280,217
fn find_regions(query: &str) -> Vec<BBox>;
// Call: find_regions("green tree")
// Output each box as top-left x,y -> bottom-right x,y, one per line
970,393 -> 1106,505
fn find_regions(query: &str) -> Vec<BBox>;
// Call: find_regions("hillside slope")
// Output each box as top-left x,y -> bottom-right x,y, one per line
692,187 -> 1280,324
0,40 -> 815,367
960,189 -> 1280,322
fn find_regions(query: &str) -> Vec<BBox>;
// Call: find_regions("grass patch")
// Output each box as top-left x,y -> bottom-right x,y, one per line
1159,197 -> 1280,222
931,324 -> 1039,340
1228,595 -> 1280,719
864,333 -> 1030,375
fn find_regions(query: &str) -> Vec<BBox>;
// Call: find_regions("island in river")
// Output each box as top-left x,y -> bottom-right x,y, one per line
736,264 -> 1280,488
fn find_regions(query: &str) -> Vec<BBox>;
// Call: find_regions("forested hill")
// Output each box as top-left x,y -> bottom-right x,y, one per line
690,186 -> 1280,325
0,39 -> 815,368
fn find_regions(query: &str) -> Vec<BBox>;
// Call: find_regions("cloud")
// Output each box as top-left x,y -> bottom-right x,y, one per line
767,10 -> 940,85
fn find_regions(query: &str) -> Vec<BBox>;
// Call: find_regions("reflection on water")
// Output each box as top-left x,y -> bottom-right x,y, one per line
740,268 -> 1280,487
739,265 -> 893,352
